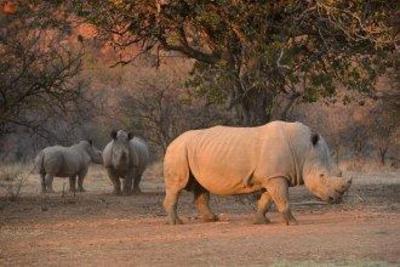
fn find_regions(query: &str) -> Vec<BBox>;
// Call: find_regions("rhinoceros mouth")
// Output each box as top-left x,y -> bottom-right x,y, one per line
314,195 -> 342,204
314,195 -> 323,201
328,196 -> 342,204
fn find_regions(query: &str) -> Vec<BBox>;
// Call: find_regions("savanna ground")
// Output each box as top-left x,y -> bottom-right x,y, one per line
0,162 -> 399,266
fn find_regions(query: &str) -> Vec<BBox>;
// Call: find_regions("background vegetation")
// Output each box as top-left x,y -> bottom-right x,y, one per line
0,0 -> 399,168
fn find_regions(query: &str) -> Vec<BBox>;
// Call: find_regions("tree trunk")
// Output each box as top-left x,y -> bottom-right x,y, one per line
238,89 -> 273,126
280,93 -> 301,121
379,147 -> 388,166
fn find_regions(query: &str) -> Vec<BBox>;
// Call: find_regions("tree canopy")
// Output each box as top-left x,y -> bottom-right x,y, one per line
64,1 -> 400,124
0,1 -> 86,138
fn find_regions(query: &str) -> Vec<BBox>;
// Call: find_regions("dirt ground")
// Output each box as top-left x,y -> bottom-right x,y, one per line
1,165 -> 400,266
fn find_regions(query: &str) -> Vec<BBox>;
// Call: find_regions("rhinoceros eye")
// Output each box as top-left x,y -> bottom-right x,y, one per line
320,174 -> 325,178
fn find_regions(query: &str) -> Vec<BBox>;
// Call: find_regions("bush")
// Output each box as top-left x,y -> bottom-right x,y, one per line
0,163 -> 28,201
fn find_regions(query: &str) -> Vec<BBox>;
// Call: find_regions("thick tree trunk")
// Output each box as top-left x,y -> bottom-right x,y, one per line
378,147 -> 388,166
280,93 -> 301,121
238,90 -> 272,126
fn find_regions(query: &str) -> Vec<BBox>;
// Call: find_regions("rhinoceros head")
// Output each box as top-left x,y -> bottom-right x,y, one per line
303,133 -> 352,204
82,140 -> 103,164
110,130 -> 133,171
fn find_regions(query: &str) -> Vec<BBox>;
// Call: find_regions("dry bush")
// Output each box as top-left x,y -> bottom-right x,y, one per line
0,163 -> 30,201
81,54 -> 231,156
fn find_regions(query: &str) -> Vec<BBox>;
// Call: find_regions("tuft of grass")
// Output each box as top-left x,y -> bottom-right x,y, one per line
339,158 -> 399,173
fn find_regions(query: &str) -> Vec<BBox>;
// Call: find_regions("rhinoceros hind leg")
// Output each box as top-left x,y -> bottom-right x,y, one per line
112,183 -> 122,195
69,176 -> 76,192
40,173 -> 47,193
193,182 -> 218,222
107,169 -> 121,195
253,191 -> 272,224
163,143 -> 191,225
112,178 -> 122,195
45,174 -> 55,193
266,178 -> 297,225
163,190 -> 183,225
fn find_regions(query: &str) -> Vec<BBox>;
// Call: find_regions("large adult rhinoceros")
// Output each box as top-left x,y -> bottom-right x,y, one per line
102,130 -> 150,195
35,140 -> 103,193
163,121 -> 352,225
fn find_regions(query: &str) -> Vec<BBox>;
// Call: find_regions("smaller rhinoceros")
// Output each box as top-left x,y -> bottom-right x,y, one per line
35,140 -> 103,193
102,130 -> 150,195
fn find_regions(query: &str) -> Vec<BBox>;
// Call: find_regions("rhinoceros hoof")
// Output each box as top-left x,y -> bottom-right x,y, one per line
286,219 -> 298,226
123,191 -> 133,196
253,216 -> 271,225
168,218 -> 183,225
78,188 -> 86,192
201,215 -> 219,223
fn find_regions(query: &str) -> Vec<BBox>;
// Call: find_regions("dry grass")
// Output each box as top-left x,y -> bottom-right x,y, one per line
339,158 -> 399,173
0,160 -> 165,198
0,162 -> 32,201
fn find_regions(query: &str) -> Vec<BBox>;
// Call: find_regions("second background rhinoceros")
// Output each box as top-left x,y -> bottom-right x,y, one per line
102,130 -> 150,195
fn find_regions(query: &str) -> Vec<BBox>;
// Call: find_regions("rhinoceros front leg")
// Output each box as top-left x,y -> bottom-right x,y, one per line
77,169 -> 88,192
69,176 -> 76,192
266,178 -> 297,225
45,174 -> 55,193
107,169 -> 121,195
122,176 -> 133,196
253,191 -> 272,224
132,172 -> 142,194
193,185 -> 218,222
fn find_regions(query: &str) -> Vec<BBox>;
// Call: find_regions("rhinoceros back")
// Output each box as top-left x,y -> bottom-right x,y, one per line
185,125 -> 264,195
183,121 -> 312,195
40,145 -> 86,177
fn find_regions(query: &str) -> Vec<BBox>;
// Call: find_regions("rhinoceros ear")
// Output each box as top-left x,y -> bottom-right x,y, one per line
311,133 -> 319,146
128,132 -> 134,140
110,130 -> 117,140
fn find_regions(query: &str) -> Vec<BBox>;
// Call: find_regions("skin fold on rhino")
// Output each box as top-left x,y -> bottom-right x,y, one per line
163,121 -> 352,225
102,130 -> 150,195
35,140 -> 103,193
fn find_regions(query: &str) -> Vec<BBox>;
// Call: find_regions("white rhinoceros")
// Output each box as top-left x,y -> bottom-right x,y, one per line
35,140 -> 103,193
163,121 -> 352,225
102,130 -> 150,195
